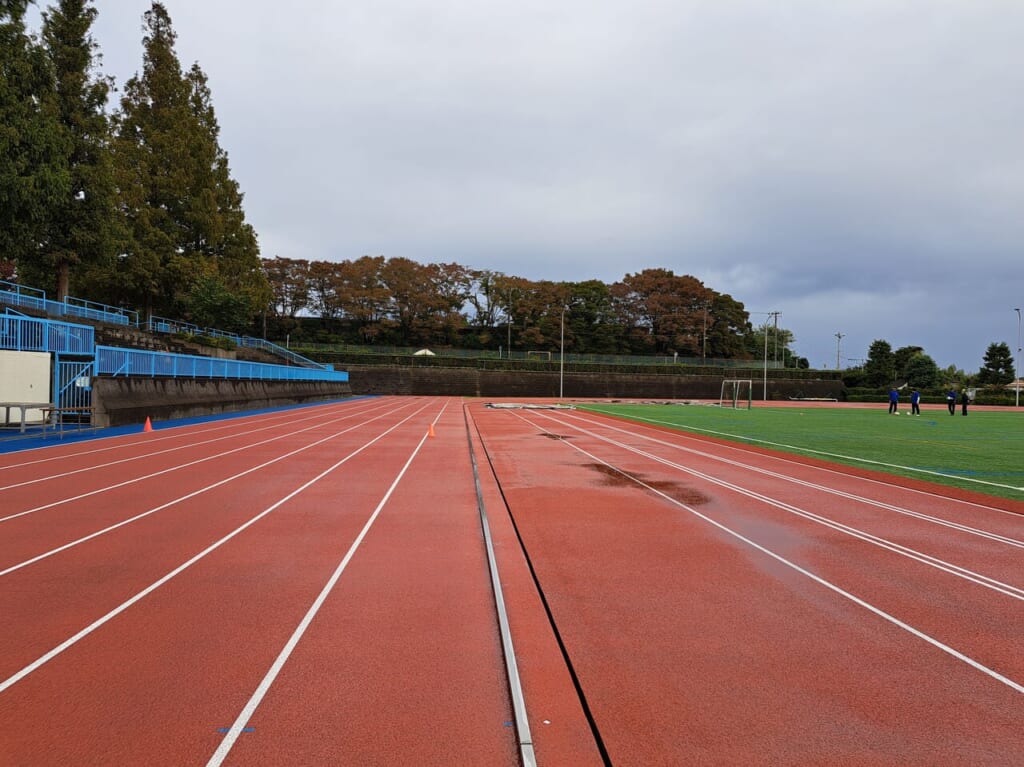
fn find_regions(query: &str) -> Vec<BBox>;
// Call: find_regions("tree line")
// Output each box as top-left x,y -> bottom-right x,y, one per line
263,256 -> 807,364
845,339 -> 1017,391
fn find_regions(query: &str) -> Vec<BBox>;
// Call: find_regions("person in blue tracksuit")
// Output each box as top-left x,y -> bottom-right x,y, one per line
888,387 -> 899,414
910,389 -> 921,415
946,388 -> 957,415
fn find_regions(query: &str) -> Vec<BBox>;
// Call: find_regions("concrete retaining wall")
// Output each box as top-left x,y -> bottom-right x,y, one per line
89,367 -> 841,428
91,377 -> 353,427
346,366 -> 843,401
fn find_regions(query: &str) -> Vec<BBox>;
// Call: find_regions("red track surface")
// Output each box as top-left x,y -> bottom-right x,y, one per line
2,397 -> 1023,765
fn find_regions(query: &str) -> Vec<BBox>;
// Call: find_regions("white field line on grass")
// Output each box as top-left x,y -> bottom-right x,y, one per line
585,406 -> 1024,494
0,401 -> 435,696
206,400 -> 451,766
529,411 -> 1024,601
0,399 -> 405,524
0,399 -> 391,491
516,411 -> 1024,698
0,401 -> 424,576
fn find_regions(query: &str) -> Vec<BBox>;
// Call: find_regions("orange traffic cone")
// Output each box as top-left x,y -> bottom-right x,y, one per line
428,423 -> 435,438
143,417 -> 153,433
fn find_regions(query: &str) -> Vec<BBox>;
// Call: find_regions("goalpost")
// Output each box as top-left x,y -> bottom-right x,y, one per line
719,379 -> 753,410
526,350 -> 552,361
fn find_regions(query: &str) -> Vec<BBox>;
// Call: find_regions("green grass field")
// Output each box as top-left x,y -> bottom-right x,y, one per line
580,403 -> 1024,502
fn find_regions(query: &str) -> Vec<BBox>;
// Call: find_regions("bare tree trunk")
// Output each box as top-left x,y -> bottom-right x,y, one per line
57,260 -> 71,301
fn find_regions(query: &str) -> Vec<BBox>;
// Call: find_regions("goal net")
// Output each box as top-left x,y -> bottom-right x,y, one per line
719,379 -> 753,410
526,350 -> 552,361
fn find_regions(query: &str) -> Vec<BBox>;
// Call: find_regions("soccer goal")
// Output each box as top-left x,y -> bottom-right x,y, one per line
719,379 -> 753,410
526,350 -> 552,361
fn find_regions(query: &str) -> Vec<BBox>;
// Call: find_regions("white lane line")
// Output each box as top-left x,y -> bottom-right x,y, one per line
0,400 -> 386,492
525,416 -> 1024,697
0,404 -> 328,473
0,404 -> 430,696
206,425 -> 434,766
585,406 -> 1024,495
0,401 -> 421,577
534,411 -> 1024,599
567,411 -> 1024,532
0,400 -> 402,524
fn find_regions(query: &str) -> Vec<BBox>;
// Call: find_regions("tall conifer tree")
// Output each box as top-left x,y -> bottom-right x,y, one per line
0,0 -> 69,277
34,0 -> 119,299
111,2 -> 186,316
113,1 -> 265,322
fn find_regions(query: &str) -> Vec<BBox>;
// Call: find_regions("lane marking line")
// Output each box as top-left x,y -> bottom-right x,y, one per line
585,406 -> 1024,496
570,411 -> 1024,520
512,410 -> 1024,697
0,400 -> 406,525
0,399 -> 393,493
544,413 -> 1024,598
539,413 -> 1024,601
0,402 -> 348,474
206,411 -> 441,766
0,403 -> 432,697
0,402 -> 419,577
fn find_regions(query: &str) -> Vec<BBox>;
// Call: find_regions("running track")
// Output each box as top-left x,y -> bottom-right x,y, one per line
1,396 -> 1023,765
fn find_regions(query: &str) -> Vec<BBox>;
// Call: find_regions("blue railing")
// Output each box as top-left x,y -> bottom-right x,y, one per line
0,314 -> 95,354
146,316 -> 231,340
63,295 -> 139,327
238,336 -> 328,369
0,279 -> 137,327
95,346 -> 348,383
146,315 -> 326,369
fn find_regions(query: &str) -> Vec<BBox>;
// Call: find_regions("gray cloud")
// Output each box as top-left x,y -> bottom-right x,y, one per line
38,0 -> 1024,369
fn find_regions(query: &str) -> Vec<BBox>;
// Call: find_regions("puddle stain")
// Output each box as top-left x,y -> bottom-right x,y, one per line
582,463 -> 710,505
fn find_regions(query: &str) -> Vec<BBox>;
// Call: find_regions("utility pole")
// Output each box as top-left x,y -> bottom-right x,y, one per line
835,332 -> 844,370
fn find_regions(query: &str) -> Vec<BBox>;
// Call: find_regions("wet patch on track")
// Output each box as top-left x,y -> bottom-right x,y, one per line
582,462 -> 710,505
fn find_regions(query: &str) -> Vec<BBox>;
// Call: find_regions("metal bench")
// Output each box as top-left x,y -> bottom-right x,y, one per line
0,402 -> 55,433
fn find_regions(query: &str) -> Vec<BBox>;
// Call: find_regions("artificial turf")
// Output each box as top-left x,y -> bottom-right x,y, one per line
580,402 -> 1024,502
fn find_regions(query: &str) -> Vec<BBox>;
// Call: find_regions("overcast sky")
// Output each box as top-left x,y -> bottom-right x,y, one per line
29,1 -> 1024,370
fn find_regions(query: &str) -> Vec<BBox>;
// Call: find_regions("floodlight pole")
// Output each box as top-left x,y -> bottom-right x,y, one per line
559,308 -> 565,399
773,311 -> 780,363
1015,307 -> 1021,408
762,311 -> 779,401
702,304 -> 708,361
763,320 -> 769,401
835,332 -> 844,370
